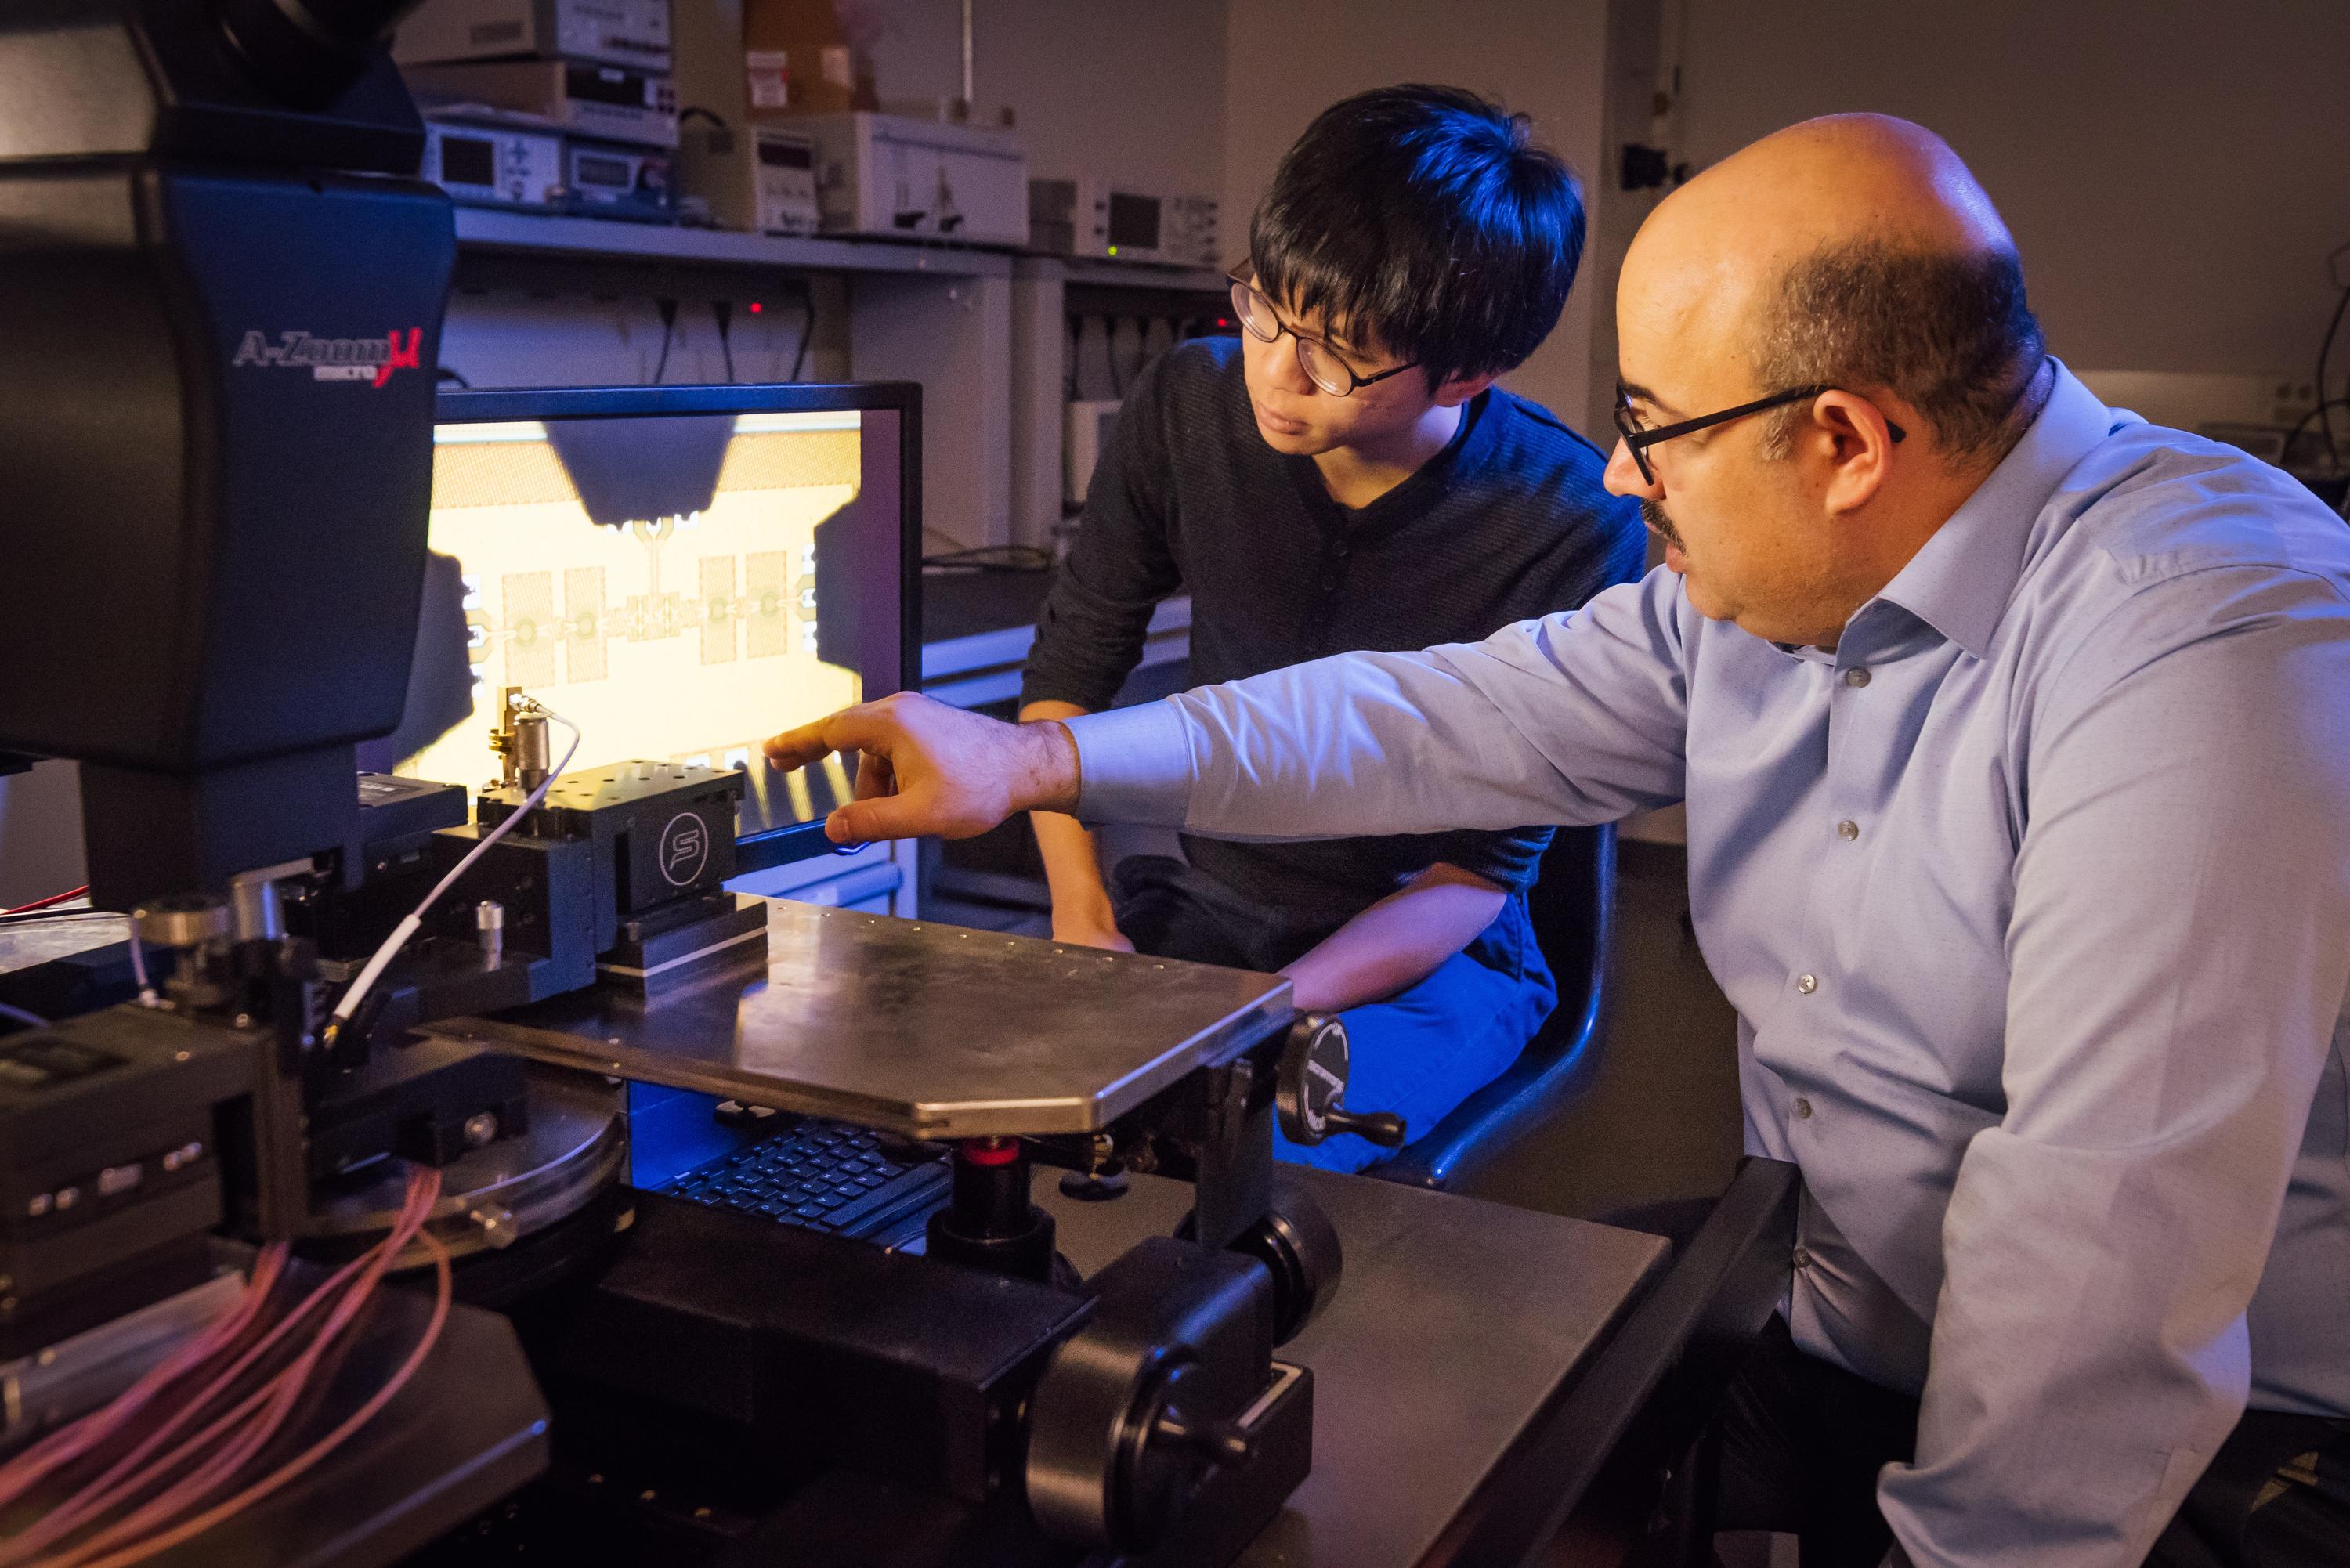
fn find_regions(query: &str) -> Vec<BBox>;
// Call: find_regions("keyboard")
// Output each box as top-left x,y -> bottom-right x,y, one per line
658,1114 -> 950,1243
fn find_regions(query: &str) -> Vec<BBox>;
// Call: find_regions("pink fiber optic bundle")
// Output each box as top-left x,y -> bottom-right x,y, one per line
0,1167 -> 453,1566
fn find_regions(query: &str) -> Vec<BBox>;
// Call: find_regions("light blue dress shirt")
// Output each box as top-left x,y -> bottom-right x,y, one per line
1065,364 -> 2350,1565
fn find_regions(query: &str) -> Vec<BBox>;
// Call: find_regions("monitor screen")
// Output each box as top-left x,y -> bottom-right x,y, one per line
410,385 -> 918,872
1107,190 -> 1161,251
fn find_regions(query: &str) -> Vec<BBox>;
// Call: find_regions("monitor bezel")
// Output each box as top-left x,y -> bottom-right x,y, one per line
432,381 -> 923,875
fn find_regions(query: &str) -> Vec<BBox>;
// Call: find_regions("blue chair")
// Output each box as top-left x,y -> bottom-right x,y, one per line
1373,822 -> 1617,1191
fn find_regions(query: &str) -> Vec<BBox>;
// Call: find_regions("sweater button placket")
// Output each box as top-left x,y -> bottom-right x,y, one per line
1309,535 -> 1345,651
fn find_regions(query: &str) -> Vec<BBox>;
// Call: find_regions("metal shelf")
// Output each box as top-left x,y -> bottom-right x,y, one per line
449,211 -> 1227,294
452,208 -> 1018,278
1054,256 -> 1227,294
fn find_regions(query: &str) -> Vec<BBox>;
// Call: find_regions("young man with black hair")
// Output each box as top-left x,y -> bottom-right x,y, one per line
1016,85 -> 1645,1172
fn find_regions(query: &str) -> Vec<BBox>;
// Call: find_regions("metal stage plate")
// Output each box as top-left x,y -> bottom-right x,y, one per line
1041,1167 -> 1670,1568
428,900 -> 1293,1139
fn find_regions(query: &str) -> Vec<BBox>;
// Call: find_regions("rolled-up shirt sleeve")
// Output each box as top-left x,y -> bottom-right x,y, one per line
1067,565 -> 1694,837
1878,565 -> 2350,1566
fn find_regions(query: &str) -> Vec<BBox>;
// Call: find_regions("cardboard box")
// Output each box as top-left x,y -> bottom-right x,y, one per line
674,0 -> 814,232
743,0 -> 857,115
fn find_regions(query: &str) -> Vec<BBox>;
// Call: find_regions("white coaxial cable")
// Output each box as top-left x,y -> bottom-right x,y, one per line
323,707 -> 580,1049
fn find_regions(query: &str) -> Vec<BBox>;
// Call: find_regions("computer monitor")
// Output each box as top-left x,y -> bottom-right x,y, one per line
408,384 -> 920,873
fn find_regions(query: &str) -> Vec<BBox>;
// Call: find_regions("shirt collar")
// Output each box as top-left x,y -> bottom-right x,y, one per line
1869,359 -> 2114,660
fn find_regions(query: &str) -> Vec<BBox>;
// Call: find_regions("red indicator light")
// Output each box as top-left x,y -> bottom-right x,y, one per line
749,301 -> 764,314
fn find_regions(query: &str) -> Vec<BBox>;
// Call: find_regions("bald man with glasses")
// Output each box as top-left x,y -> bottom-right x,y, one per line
772,114 -> 2350,1563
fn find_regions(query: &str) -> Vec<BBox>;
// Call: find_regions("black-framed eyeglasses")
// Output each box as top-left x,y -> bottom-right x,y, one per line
1614,382 -> 1906,485
1227,267 -> 1420,398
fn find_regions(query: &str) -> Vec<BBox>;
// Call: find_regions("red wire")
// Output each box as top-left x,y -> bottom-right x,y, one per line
2,1169 -> 446,1567
36,1175 -> 439,1567
87,1174 -> 441,1554
2,885 -> 88,915
76,1216 -> 454,1568
67,1197 -> 419,1559
0,1246 -> 287,1512
2,1240 -> 385,1564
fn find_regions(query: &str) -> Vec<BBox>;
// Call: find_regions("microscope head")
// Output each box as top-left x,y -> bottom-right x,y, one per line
0,0 -> 453,905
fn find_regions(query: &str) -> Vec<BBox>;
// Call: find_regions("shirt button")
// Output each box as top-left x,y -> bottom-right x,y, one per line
1793,1097 -> 1813,1119
1795,974 -> 1817,995
1793,1245 -> 1813,1270
1332,539 -> 1350,558
1320,572 -> 1340,591
1843,667 -> 1871,688
1836,820 -> 1859,841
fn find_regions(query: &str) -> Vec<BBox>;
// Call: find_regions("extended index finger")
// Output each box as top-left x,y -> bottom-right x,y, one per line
761,705 -> 888,772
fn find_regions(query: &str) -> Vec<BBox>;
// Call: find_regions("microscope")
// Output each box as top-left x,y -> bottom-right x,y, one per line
0,5 -> 1377,1561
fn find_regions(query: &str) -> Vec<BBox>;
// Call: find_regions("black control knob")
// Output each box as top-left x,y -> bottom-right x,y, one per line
1026,1239 -> 1281,1552
1275,1015 -> 1408,1148
1229,1174 -> 1343,1344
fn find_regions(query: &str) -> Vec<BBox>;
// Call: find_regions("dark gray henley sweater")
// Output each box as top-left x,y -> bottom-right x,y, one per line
1022,336 -> 1645,934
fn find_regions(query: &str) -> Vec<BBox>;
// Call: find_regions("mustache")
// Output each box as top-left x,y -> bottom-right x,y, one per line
1640,499 -> 1682,550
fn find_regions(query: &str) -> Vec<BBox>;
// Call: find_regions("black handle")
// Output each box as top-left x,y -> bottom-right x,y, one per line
1321,1107 -> 1408,1149
1277,1014 -> 1408,1147
1151,1409 -> 1255,1469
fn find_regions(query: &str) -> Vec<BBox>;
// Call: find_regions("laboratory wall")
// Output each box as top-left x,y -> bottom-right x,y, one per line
857,0 -> 1231,202
1221,0 -> 1619,438
1669,0 -> 2350,393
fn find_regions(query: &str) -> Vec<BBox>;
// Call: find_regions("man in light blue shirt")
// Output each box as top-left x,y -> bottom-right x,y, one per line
768,116 -> 2350,1564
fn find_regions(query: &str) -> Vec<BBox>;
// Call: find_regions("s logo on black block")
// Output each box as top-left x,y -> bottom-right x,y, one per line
659,813 -> 710,887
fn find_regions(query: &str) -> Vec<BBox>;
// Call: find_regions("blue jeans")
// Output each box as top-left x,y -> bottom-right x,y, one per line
1110,855 -> 1557,1174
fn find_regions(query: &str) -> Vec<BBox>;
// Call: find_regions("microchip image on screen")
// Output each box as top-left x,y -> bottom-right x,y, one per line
403,396 -> 910,859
